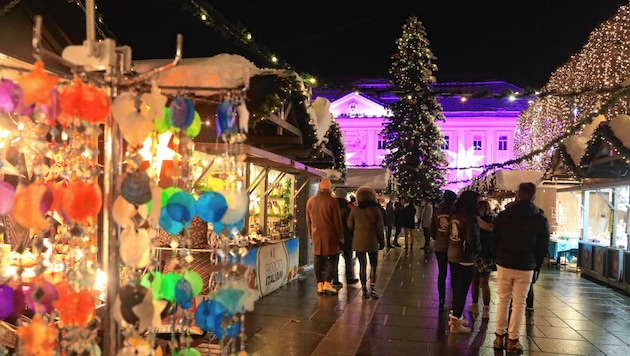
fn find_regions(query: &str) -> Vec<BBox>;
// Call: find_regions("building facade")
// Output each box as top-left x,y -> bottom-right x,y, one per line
315,80 -> 532,192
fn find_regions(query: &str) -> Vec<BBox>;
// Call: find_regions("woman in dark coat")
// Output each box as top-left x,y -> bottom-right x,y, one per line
429,189 -> 458,311
401,198 -> 417,249
447,190 -> 481,333
348,186 -> 385,299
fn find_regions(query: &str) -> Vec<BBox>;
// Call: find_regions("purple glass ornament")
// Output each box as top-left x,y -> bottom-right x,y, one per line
0,79 -> 16,112
0,285 -> 14,320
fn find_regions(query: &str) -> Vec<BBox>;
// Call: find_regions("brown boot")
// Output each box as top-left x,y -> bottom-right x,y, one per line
507,338 -> 523,353
317,282 -> 323,294
322,281 -> 338,295
493,333 -> 505,349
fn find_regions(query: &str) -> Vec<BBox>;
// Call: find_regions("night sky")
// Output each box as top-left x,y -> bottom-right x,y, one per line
96,0 -> 628,89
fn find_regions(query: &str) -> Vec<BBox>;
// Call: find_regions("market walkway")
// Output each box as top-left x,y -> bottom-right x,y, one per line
241,235 -> 630,356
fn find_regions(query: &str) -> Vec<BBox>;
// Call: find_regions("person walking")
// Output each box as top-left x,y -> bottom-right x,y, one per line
385,199 -> 396,248
306,178 -> 344,296
393,200 -> 404,247
469,200 -> 495,320
332,187 -> 359,286
348,186 -> 385,299
429,189 -> 457,312
421,199 -> 434,250
447,190 -> 481,334
401,198 -> 416,249
492,182 -> 550,353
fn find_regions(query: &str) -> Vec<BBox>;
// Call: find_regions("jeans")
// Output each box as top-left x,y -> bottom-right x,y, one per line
449,262 -> 474,318
434,251 -> 448,301
495,265 -> 533,340
333,245 -> 356,283
313,254 -> 339,283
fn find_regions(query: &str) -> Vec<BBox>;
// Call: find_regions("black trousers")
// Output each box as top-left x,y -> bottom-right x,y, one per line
435,251 -> 448,301
449,262 -> 474,318
356,251 -> 378,287
313,254 -> 339,283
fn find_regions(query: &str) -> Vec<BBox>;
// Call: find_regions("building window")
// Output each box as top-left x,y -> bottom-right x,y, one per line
498,135 -> 508,151
473,135 -> 483,150
442,135 -> 449,150
377,140 -> 386,150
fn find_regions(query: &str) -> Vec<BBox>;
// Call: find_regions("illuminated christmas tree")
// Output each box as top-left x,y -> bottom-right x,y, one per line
382,16 -> 447,202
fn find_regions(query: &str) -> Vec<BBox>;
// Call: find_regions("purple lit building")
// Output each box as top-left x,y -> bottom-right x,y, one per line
313,79 -> 532,192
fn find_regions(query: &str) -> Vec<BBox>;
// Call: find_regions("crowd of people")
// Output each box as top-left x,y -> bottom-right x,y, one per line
305,179 -> 550,354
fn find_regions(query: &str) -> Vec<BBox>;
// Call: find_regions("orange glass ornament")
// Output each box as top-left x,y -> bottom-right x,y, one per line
16,314 -> 58,356
59,77 -> 83,117
54,288 -> 95,327
80,84 -> 110,123
46,179 -> 67,219
12,182 -> 52,230
16,61 -> 59,106
60,179 -> 102,223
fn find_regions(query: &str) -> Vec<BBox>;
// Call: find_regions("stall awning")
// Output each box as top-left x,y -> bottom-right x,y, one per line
194,143 -> 326,177
465,170 -> 544,196
342,168 -> 389,190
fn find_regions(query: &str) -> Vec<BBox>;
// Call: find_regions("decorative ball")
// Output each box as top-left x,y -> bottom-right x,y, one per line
165,191 -> 196,224
61,179 -> 102,222
12,182 -> 52,230
118,285 -> 148,325
54,289 -> 95,326
112,195 -> 137,228
159,206 -> 183,234
161,273 -> 182,303
119,228 -> 151,268
121,170 -> 153,205
0,181 -> 16,215
169,96 -> 194,129
174,278 -> 193,309
183,269 -> 204,297
140,271 -> 164,300
0,285 -> 14,320
218,189 -> 248,225
185,111 -> 202,138
196,191 -> 228,223
25,281 -> 58,314
79,84 -> 110,124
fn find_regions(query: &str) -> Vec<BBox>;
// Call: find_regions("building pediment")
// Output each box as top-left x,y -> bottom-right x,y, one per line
329,92 -> 388,118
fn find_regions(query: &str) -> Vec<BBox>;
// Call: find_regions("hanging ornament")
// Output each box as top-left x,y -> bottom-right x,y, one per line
15,61 -> 59,106
112,195 -> 138,228
0,181 -> 16,215
54,288 -> 95,327
0,79 -> 20,113
218,189 -> 248,225
25,281 -> 59,314
169,96 -> 195,130
185,111 -> 202,138
195,191 -> 228,223
119,228 -> 152,268
16,314 -> 58,356
116,285 -> 149,326
12,182 -> 53,230
154,106 -> 172,134
183,269 -> 204,297
121,170 -> 153,205
0,285 -> 14,320
60,179 -> 102,223
140,271 -> 165,300
236,100 -> 249,133
164,191 -> 196,226
174,278 -> 194,309
160,272 -> 182,303
59,77 -> 83,117
79,83 -> 110,124
216,100 -> 234,137
141,81 -> 168,121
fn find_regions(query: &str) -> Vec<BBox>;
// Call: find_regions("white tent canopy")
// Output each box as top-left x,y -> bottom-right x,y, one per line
342,168 -> 390,191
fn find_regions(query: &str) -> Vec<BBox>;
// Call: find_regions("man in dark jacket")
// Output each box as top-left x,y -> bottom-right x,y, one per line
332,188 -> 359,286
491,182 -> 550,353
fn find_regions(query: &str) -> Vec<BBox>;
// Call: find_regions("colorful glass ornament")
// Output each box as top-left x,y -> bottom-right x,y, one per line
121,170 -> 153,205
0,181 -> 16,215
160,273 -> 182,303
165,191 -> 196,224
174,278 -> 193,309
59,77 -> 83,117
0,285 -> 14,320
117,285 -> 149,326
60,179 -> 103,223
0,79 -> 18,112
25,281 -> 59,314
183,269 -> 204,297
196,191 -> 228,223
218,189 -> 248,225
169,96 -> 194,129
185,111 -> 202,138
16,61 -> 59,106
54,288 -> 95,327
16,314 -> 58,356
12,182 -> 53,230
119,228 -> 151,268
79,83 -> 110,123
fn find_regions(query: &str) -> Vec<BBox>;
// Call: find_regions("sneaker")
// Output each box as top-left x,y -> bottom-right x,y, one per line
468,303 -> 479,314
507,338 -> 524,353
493,333 -> 505,349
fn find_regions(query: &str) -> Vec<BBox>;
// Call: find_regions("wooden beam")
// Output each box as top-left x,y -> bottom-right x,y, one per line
266,112 -> 302,137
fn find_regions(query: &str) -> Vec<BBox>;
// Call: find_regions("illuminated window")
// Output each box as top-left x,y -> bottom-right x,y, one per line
473,135 -> 483,150
498,135 -> 508,151
442,135 -> 450,150
377,140 -> 386,149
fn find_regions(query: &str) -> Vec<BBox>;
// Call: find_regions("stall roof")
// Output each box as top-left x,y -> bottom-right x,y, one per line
195,143 -> 325,177
342,168 -> 389,191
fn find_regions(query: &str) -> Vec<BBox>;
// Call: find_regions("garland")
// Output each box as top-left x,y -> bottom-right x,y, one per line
323,120 -> 347,179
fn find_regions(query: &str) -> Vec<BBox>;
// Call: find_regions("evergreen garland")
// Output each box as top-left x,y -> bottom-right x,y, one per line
323,120 -> 347,180
381,17 -> 448,202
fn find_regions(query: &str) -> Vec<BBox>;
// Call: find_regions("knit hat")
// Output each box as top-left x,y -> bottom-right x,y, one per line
333,188 -> 348,199
319,178 -> 332,191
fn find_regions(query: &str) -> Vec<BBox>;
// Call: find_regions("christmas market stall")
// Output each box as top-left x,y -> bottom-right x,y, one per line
554,113 -> 630,291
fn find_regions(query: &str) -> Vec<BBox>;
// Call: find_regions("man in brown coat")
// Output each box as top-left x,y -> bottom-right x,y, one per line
306,178 -> 344,295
